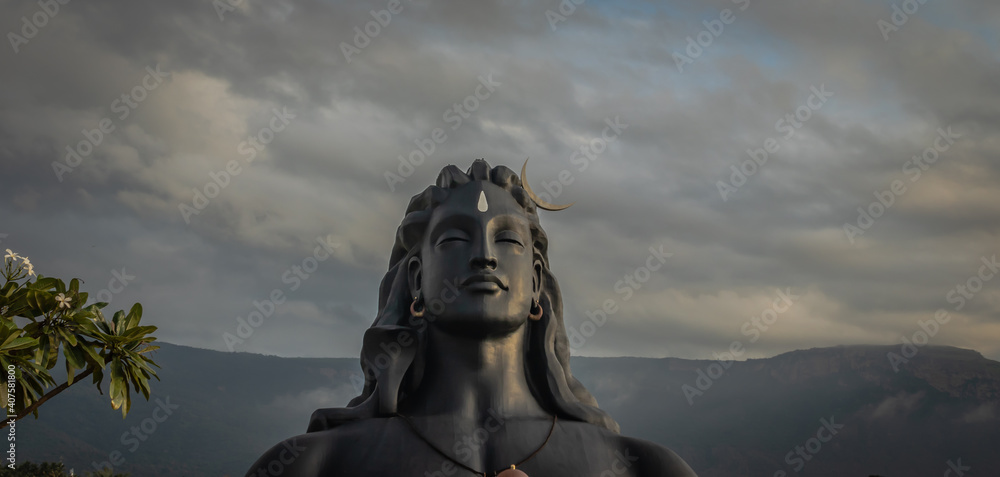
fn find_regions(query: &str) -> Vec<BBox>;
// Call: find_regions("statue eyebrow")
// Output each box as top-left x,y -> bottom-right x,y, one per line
428,212 -> 529,241
428,212 -> 475,241
491,214 -> 529,232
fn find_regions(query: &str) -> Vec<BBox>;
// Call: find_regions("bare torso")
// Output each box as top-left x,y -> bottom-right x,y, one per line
247,416 -> 697,477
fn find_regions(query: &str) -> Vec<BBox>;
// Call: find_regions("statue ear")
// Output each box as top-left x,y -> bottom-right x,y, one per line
407,256 -> 422,298
532,259 -> 543,300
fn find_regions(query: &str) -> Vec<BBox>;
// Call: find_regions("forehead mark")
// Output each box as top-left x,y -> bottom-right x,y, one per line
477,190 -> 488,213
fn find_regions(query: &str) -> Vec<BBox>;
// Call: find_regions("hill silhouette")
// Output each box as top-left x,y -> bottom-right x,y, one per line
15,343 -> 999,476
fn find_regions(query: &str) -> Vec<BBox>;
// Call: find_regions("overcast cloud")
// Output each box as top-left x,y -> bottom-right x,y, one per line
2,0 -> 998,361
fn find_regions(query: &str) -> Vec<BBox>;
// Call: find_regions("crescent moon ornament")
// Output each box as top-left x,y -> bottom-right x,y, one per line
520,158 -> 575,211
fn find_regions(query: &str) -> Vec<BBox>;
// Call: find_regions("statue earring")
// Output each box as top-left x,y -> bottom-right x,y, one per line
410,296 -> 425,318
528,298 -> 543,321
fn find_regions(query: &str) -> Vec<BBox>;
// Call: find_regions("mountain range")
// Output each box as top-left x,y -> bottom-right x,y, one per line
15,342 -> 999,476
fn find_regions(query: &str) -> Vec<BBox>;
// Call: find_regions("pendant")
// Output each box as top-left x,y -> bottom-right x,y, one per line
496,465 -> 529,477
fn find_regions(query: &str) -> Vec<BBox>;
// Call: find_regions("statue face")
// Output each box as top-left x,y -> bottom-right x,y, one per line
409,181 -> 541,337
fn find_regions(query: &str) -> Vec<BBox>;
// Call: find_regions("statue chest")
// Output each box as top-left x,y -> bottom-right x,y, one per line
324,419 -> 641,477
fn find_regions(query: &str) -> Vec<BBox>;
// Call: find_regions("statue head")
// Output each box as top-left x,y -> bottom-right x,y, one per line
406,171 -> 542,339
308,159 -> 619,433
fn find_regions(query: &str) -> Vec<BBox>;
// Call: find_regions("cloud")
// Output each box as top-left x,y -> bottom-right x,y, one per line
2,0 -> 998,360
870,391 -> 925,419
959,403 -> 997,423
263,385 -> 357,414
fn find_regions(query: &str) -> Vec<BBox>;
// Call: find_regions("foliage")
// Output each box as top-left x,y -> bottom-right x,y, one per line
0,461 -> 129,477
0,249 -> 159,423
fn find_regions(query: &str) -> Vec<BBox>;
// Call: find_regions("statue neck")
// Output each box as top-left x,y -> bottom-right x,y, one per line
399,323 -> 547,421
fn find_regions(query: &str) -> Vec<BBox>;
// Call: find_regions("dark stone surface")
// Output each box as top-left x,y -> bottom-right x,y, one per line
246,160 -> 698,476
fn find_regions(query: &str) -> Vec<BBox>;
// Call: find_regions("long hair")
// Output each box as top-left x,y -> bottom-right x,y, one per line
307,159 -> 619,433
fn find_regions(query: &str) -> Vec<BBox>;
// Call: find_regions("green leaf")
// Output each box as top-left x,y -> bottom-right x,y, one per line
138,344 -> 160,354
112,310 -> 125,334
1,336 -> 37,352
45,339 -> 59,368
92,366 -> 105,395
53,277 -> 66,294
125,303 -> 143,330
109,358 -> 126,412
0,329 -> 23,349
1,281 -> 17,298
31,277 -> 59,290
35,335 -> 49,363
80,342 -> 103,365
25,289 -> 50,316
22,321 -> 40,335
135,372 -> 151,401
65,358 -> 77,385
122,325 -> 157,340
57,326 -> 79,347
63,344 -> 86,370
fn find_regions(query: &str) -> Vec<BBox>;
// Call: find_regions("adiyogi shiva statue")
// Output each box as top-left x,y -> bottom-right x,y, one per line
246,159 -> 698,477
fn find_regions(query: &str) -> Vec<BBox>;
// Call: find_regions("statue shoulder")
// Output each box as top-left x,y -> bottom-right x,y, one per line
555,419 -> 698,476
245,419 -> 389,477
612,434 -> 699,477
245,431 -> 327,477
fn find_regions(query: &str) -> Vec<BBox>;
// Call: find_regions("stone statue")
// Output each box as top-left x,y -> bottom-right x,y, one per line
246,160 -> 698,476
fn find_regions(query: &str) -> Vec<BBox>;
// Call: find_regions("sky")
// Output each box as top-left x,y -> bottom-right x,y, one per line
1,0 -> 999,361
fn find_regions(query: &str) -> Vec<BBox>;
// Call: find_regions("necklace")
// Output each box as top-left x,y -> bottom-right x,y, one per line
395,413 -> 557,477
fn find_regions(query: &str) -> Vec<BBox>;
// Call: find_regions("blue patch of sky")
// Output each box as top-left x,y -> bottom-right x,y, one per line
867,0 -> 996,46
583,0 -> 690,19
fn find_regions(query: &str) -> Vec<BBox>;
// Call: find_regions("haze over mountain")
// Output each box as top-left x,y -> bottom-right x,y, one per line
14,342 -> 999,476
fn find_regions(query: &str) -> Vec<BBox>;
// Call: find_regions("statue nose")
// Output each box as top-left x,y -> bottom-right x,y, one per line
469,254 -> 498,270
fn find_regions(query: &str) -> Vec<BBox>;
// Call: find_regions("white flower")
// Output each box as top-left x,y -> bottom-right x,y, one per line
3,249 -> 18,260
21,257 -> 35,277
55,293 -> 72,309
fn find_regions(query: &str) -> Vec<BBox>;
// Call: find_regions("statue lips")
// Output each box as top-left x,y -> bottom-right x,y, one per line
460,273 -> 507,293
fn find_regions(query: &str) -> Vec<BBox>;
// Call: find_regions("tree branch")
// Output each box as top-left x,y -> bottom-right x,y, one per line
3,367 -> 94,428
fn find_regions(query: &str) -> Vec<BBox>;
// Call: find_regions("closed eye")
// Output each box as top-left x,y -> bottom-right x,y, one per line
495,231 -> 524,246
436,230 -> 470,246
